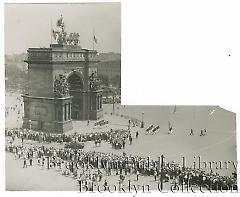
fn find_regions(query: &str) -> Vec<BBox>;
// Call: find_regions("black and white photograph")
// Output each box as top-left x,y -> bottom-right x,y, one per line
3,1 -> 238,194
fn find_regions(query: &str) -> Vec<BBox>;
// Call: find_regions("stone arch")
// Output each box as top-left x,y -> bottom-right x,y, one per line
66,70 -> 84,91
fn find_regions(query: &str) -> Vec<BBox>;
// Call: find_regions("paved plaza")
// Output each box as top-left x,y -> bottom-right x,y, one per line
5,93 -> 237,191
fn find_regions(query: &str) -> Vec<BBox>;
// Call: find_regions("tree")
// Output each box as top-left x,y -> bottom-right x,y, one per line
98,74 -> 109,87
110,75 -> 121,88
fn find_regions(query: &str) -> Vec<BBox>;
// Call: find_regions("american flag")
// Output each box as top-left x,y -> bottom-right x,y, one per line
93,35 -> 98,44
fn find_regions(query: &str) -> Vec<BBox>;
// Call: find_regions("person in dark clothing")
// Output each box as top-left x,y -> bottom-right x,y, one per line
104,180 -> 108,189
122,140 -> 126,149
99,174 -> 102,182
154,170 -> 158,181
23,158 -> 27,168
189,129 -> 194,136
204,129 -> 207,135
129,136 -> 132,145
136,170 -> 140,181
136,131 -> 139,139
42,157 -> 45,167
29,158 -> 33,166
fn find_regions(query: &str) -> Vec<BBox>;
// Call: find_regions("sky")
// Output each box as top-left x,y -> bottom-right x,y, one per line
4,3 -> 121,54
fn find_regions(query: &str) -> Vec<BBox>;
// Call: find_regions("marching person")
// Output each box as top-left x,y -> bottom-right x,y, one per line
128,119 -> 131,130
42,157 -> 45,168
168,121 -> 173,134
103,179 -> 108,189
168,127 -> 173,134
154,169 -> 158,181
136,131 -> 139,139
189,129 -> 194,136
122,140 -> 126,149
29,157 -> 33,166
129,135 -> 133,145
23,157 -> 27,168
136,170 -> 140,181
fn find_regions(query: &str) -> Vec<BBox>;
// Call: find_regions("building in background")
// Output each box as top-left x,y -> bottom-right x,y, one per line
97,60 -> 121,80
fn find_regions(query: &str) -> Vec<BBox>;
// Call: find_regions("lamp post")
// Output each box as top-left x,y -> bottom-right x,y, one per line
29,119 -> 32,131
160,155 -> 164,191
112,90 -> 115,114
141,112 -> 144,128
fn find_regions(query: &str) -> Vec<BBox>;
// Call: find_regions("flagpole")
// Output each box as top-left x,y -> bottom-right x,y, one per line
50,19 -> 52,44
92,28 -> 95,50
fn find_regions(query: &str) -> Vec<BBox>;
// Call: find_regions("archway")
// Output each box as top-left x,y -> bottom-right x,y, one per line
67,71 -> 84,120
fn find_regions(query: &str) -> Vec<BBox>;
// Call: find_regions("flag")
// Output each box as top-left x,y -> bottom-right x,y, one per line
56,15 -> 63,27
52,29 -> 56,39
93,35 -> 98,44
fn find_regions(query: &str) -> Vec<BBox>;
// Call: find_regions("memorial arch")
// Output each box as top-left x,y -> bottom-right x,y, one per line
22,16 -> 103,132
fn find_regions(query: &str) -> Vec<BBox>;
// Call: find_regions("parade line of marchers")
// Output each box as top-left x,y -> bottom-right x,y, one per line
78,179 -> 238,194
5,142 -> 238,192
45,155 -> 238,171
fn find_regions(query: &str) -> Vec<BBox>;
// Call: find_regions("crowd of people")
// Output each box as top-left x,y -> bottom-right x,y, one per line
102,97 -> 121,104
109,129 -> 132,149
94,119 -> 109,127
5,141 -> 237,191
5,127 -> 138,150
5,95 -> 237,191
